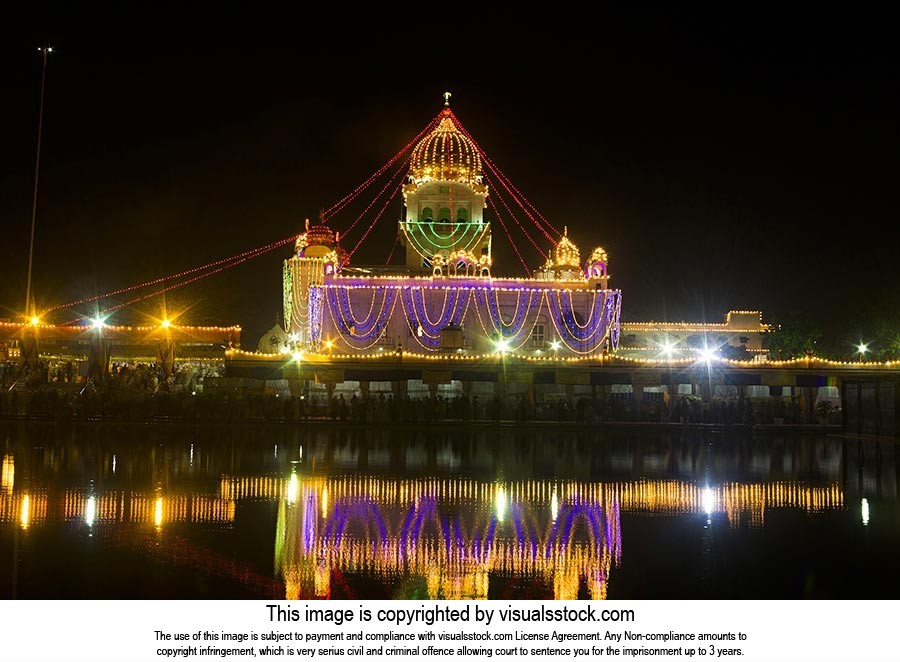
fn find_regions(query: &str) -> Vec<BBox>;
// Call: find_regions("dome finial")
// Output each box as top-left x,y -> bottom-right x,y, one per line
443,91 -> 452,107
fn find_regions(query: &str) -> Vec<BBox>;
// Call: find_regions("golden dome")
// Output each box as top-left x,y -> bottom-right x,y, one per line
410,109 -> 482,186
554,227 -> 581,268
588,246 -> 608,265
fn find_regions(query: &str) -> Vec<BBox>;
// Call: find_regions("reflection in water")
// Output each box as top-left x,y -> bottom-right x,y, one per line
1,454 -> 13,493
275,476 -> 621,600
20,494 -> 30,529
272,475 -> 843,600
0,425 -> 897,599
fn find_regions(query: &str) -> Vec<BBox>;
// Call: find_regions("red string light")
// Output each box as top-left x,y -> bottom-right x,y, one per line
338,157 -> 409,240
481,153 -> 560,241
349,181 -> 403,257
486,198 -> 531,276
324,116 -> 438,220
48,234 -> 298,314
482,158 -> 557,244
62,246 -> 274,325
487,176 -> 548,261
385,234 -> 400,265
452,116 -> 561,242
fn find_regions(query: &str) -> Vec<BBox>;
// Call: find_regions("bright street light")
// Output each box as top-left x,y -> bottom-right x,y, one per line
698,347 -> 716,363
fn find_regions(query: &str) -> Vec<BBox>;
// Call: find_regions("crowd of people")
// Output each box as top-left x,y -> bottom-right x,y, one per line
0,377 -> 836,428
0,356 -> 841,425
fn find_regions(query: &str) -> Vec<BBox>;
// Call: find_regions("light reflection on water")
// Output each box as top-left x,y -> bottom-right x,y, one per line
0,424 -> 897,599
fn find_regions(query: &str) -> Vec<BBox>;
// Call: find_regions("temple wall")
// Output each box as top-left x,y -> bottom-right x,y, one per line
312,282 -> 621,356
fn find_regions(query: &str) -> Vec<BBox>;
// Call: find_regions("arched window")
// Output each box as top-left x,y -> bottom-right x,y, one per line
421,207 -> 433,222
438,207 -> 451,222
456,208 -> 469,222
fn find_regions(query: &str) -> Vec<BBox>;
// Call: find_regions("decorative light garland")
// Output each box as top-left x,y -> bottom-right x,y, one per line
324,116 -> 439,220
486,176 -> 549,261
327,286 -> 398,343
340,158 -> 409,242
49,234 -> 297,316
308,287 -> 323,349
282,262 -> 293,332
473,287 -> 541,340
349,181 -> 404,257
453,116 -> 560,242
399,220 -> 490,259
485,198 -> 532,275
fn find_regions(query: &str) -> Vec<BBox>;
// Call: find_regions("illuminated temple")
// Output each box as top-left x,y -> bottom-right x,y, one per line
282,104 -> 621,357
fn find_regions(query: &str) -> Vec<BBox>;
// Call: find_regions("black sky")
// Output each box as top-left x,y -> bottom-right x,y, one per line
1,13 -> 898,345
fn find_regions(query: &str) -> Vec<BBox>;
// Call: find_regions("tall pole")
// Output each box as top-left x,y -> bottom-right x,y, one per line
25,46 -> 51,320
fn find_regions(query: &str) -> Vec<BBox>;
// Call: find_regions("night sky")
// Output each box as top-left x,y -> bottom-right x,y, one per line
1,14 -> 897,346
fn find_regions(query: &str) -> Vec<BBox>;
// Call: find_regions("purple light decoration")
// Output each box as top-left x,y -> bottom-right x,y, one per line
301,489 -> 317,554
544,503 -> 610,557
474,288 -> 538,339
613,499 -> 622,565
404,288 -> 468,336
400,496 -> 437,548
482,520 -> 497,558
510,502 -> 524,545
547,290 -> 608,342
400,288 -> 469,349
325,499 -> 388,547
453,518 -> 464,553
326,286 -> 396,342
441,516 -> 453,558
610,292 -> 622,350
399,502 -> 418,542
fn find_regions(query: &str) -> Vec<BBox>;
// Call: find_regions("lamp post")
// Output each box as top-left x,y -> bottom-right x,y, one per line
857,343 -> 868,363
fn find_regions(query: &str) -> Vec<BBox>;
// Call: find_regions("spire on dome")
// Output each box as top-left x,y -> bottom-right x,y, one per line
409,101 -> 483,186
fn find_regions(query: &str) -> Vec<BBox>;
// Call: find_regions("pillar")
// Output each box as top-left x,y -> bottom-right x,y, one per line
564,384 -> 574,407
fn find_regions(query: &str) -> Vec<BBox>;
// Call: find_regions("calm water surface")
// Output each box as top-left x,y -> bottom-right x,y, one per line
1,422 -> 897,599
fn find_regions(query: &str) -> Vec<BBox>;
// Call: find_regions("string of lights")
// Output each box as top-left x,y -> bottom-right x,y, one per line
348,181 -> 403,257
485,198 -> 533,275
46,234 -> 298,315
324,117 -> 439,220
484,159 -> 557,245
486,175 -> 548,261
385,234 -> 400,265
453,117 -> 561,242
62,246 -> 274,325
338,157 -> 409,241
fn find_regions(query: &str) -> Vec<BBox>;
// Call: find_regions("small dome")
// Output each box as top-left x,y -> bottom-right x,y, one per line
554,227 -> 581,268
306,222 -> 335,248
588,246 -> 608,265
410,109 -> 482,186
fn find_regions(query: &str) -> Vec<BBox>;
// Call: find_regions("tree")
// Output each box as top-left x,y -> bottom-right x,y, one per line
764,312 -> 823,359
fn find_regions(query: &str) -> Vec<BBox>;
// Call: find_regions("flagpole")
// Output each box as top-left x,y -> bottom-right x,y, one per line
25,45 -> 52,320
